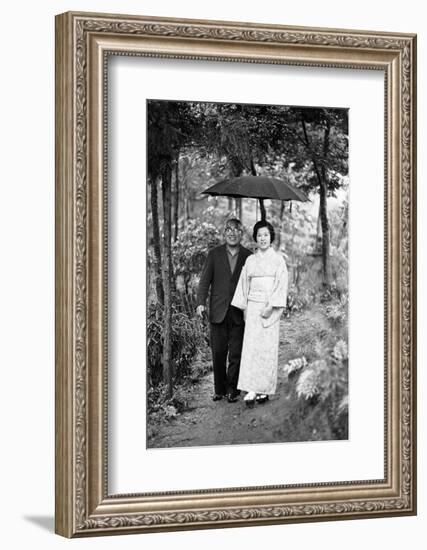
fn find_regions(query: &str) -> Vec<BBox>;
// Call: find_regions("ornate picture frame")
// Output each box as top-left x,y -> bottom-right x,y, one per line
55,11 -> 417,537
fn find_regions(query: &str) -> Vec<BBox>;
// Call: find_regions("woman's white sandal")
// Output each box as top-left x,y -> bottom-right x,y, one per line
244,391 -> 256,408
256,394 -> 269,404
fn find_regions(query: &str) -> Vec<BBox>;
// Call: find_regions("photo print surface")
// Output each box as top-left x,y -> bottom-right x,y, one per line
146,99 -> 349,449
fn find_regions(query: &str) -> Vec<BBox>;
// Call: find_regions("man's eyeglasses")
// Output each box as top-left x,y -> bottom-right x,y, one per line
225,227 -> 242,235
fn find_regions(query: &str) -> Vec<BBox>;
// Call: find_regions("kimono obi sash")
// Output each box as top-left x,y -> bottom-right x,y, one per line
247,276 -> 275,303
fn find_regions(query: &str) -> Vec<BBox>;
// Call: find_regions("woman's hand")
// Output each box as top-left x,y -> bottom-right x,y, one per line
261,305 -> 273,319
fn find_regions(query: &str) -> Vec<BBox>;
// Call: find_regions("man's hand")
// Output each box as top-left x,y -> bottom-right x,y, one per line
261,305 -> 273,319
196,305 -> 206,318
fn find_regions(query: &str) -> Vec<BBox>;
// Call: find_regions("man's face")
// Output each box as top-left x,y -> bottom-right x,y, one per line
224,222 -> 243,247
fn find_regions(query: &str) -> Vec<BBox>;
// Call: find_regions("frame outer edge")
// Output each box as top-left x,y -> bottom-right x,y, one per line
413,35 -> 417,514
55,11 -> 417,536
61,10 -> 417,40
87,28 -> 107,516
409,34 -> 417,514
55,12 -> 76,538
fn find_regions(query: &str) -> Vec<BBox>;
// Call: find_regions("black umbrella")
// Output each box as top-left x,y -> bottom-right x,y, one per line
202,175 -> 308,220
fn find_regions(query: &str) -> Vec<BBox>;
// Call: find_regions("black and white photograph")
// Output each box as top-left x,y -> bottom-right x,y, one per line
146,99 -> 349,448
0,0 -> 420,545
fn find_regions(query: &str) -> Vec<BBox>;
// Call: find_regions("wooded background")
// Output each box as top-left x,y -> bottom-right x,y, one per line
147,100 -> 349,402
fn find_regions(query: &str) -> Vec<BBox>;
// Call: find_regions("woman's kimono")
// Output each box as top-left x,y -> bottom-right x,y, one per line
231,247 -> 288,395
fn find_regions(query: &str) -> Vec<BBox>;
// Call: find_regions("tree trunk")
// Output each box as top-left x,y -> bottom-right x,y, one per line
249,158 -> 266,221
301,117 -> 331,288
161,162 -> 173,397
319,178 -> 332,287
173,158 -> 179,241
236,197 -> 242,221
316,200 -> 322,252
228,196 -> 233,213
319,119 -> 332,287
149,175 -> 164,306
183,189 -> 189,226
277,200 -> 286,248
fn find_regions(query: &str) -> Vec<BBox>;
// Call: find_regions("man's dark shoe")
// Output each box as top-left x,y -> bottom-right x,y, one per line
227,391 -> 239,403
212,393 -> 225,402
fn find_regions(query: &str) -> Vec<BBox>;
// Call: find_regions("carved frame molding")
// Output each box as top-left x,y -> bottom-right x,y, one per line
55,12 -> 416,537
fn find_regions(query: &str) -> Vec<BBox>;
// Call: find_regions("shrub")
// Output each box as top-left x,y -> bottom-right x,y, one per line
188,346 -> 212,381
283,356 -> 307,378
147,302 -> 164,386
295,360 -> 326,400
285,339 -> 349,439
292,340 -> 348,401
147,294 -> 208,386
325,291 -> 348,328
172,219 -> 221,292
286,286 -> 315,315
146,383 -> 180,439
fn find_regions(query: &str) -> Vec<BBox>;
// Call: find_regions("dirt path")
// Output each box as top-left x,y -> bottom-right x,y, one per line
148,313 -> 317,449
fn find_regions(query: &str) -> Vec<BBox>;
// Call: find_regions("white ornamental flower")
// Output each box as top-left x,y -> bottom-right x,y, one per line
164,405 -> 178,418
332,340 -> 348,361
296,369 -> 319,399
283,356 -> 307,376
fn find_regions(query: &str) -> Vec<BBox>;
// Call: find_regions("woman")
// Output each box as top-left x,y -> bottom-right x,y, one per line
231,220 -> 288,407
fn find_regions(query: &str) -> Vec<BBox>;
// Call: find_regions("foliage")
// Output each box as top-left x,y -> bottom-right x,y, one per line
273,107 -> 349,196
147,100 -> 201,179
268,196 -> 346,298
176,150 -> 231,222
286,286 -> 316,315
269,199 -> 317,264
325,293 -> 348,327
284,338 -> 349,439
172,309 -> 206,380
295,361 -> 325,399
187,347 -> 213,381
283,356 -> 307,377
268,195 -> 349,312
147,301 -> 164,385
196,104 -> 348,193
172,219 -> 221,291
282,284 -> 348,441
146,99 -> 350,433
147,100 -> 349,299
147,383 -> 193,440
147,294 -> 208,386
146,348 -> 212,440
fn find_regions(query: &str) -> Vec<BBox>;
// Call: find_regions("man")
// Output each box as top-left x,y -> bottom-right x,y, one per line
196,218 -> 252,403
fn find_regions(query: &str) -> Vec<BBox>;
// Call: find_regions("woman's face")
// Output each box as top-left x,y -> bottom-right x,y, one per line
256,227 -> 271,250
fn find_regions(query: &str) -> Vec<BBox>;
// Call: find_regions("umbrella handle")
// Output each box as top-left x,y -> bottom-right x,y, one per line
259,198 -> 266,221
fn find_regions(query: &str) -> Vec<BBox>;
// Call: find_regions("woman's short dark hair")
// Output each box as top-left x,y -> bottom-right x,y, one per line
253,220 -> 275,243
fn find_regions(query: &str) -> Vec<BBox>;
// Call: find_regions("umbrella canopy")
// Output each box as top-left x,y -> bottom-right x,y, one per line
202,175 -> 308,202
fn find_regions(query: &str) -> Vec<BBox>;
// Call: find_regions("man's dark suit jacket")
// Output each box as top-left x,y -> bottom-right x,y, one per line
197,244 -> 252,324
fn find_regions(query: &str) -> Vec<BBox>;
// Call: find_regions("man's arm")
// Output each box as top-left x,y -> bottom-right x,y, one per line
196,250 -> 214,308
